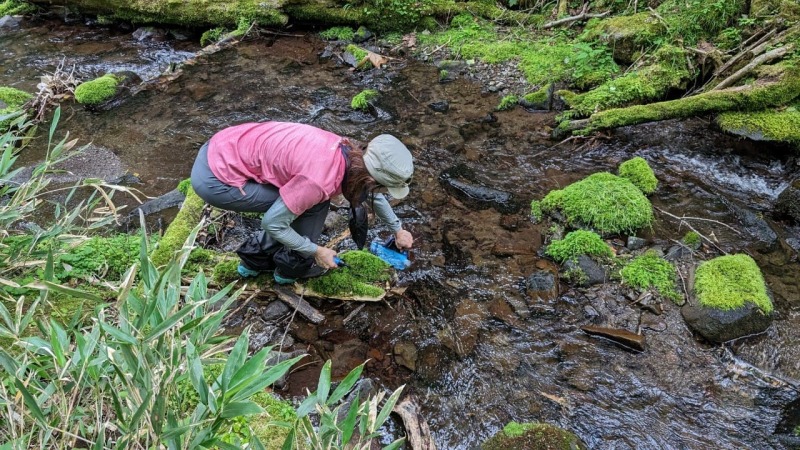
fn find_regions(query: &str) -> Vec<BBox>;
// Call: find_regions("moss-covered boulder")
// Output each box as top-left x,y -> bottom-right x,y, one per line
716,108 -> 800,147
74,74 -> 121,105
545,230 -> 612,263
303,250 -> 392,301
581,12 -> 666,64
0,86 -> 32,129
482,421 -> 587,450
620,251 -> 680,302
540,172 -> 653,235
150,186 -> 205,267
775,179 -> 800,223
681,254 -> 773,343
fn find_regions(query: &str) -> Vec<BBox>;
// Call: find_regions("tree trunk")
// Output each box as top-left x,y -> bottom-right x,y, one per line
561,65 -> 800,135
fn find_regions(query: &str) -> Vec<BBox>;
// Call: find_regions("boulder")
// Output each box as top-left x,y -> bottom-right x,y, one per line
482,422 -> 587,450
776,179 -> 800,223
681,300 -> 772,343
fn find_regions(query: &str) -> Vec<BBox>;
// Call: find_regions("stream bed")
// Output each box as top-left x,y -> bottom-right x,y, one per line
2,15 -> 800,449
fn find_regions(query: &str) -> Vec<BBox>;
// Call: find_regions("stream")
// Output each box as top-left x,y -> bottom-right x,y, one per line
2,15 -> 800,450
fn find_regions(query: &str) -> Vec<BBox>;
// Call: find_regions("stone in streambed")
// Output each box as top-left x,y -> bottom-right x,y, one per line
776,179 -> 800,223
482,421 -> 587,450
439,164 -> 521,214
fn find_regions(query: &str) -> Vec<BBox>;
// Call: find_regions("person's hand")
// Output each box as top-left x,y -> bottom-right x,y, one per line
314,246 -> 339,269
395,229 -> 414,250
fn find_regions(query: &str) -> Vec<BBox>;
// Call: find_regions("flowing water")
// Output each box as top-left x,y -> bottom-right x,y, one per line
2,16 -> 800,449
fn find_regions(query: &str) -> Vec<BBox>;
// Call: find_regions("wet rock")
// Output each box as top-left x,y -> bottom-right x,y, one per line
292,322 -> 319,343
352,26 -> 373,43
626,236 -> 647,251
133,26 -> 167,41
393,341 -> 418,371
775,179 -> 800,223
261,300 -> 290,321
487,297 -> 521,327
563,255 -> 608,286
438,299 -> 488,357
526,270 -> 558,302
330,341 -> 369,377
681,300 -> 773,343
415,345 -> 455,383
786,237 -> 800,253
492,240 -> 535,257
640,315 -> 667,332
121,189 -> 184,225
665,244 -> 693,261
581,325 -> 646,352
248,324 -> 281,351
428,100 -> 449,113
323,210 -> 347,232
439,164 -> 521,214
724,199 -> 778,249
266,350 -> 305,389
0,15 -> 22,29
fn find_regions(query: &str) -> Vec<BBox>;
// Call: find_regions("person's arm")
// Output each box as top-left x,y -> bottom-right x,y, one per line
261,198 -> 339,268
371,194 -> 414,249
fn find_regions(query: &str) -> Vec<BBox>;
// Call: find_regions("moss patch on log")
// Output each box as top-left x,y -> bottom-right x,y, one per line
717,107 -> 800,145
74,74 -> 120,105
305,250 -> 390,298
150,186 -> 205,267
694,254 -> 772,314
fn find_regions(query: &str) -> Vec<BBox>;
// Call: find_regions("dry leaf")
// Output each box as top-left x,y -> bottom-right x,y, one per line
402,33 -> 417,48
357,50 -> 389,69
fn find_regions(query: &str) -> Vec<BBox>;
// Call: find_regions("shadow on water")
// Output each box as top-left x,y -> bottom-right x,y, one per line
3,16 -> 800,449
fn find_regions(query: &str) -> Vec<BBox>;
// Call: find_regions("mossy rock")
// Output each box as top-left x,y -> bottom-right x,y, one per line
580,12 -> 666,64
482,421 -> 587,450
300,250 -> 392,301
545,230 -> 612,263
74,74 -> 121,105
620,251 -> 680,302
693,254 -> 772,314
716,108 -> 800,146
540,172 -> 653,235
618,156 -> 658,194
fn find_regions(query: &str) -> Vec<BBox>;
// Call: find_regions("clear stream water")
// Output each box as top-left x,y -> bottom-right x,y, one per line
2,16 -> 800,450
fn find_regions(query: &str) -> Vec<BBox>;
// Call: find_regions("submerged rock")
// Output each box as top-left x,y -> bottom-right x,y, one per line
526,269 -> 558,302
681,301 -> 773,343
482,421 -> 587,450
439,164 -> 521,213
723,199 -> 778,249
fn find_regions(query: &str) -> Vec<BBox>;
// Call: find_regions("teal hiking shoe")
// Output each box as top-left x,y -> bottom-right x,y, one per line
273,265 -> 327,285
237,263 -> 261,278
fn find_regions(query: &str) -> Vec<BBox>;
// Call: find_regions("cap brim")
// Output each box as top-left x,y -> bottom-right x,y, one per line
387,185 -> 409,199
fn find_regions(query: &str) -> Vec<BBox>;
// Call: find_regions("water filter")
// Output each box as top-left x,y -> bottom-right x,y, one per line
369,236 -> 411,270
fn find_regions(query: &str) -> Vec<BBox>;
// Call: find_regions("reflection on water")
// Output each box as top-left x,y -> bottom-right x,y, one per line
2,16 -> 799,450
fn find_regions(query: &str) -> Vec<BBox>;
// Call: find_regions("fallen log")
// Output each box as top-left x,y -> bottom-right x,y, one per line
392,396 -> 437,450
273,285 -> 325,324
560,63 -> 800,135
712,45 -> 793,90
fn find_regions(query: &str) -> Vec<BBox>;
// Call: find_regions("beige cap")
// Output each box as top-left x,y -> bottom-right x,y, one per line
364,134 -> 414,199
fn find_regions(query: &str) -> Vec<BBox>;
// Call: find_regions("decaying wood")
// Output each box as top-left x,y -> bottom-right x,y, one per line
714,28 -> 777,77
713,45 -> 793,90
392,396 -> 436,450
273,285 -> 325,323
543,3 -> 608,28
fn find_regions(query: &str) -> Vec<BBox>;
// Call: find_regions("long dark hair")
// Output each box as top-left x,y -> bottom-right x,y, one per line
342,143 -> 379,206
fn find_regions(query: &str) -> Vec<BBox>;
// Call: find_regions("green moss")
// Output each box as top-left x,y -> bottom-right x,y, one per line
151,186 -> 206,267
417,14 -> 617,89
74,74 -> 120,105
530,200 -> 542,223
618,157 -> 658,194
523,85 -> 549,105
657,0 -> 746,46
620,251 -> 680,302
0,86 -> 31,129
351,89 -> 378,110
716,108 -> 800,145
177,178 -> 192,195
438,69 -> 449,81
482,421 -> 586,450
200,27 -> 227,46
319,26 -> 354,41
212,257 -> 241,286
346,44 -> 369,62
794,424 -> 800,436
0,0 -> 35,15
682,231 -> 701,249
546,230 -> 612,263
496,95 -> 518,111
566,45 -> 690,117
541,172 -> 653,235
580,63 -> 800,134
580,12 -> 666,52
306,250 -> 390,298
55,234 -> 150,282
694,254 -> 772,314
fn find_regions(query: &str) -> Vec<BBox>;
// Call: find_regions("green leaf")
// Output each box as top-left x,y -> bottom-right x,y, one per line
281,428 -> 296,450
24,280 -> 102,302
100,322 -> 137,345
233,355 -> 304,401
296,393 -> 318,418
221,332 -> 250,393
14,379 -> 46,423
228,346 -> 271,395
220,400 -> 263,418
375,385 -> 405,430
383,438 -> 406,450
143,301 -> 201,342
190,355 -> 209,405
341,392 -> 361,445
250,435 -> 267,450
48,107 -> 61,148
129,390 -> 153,430
317,360 -> 332,405
328,362 -> 364,404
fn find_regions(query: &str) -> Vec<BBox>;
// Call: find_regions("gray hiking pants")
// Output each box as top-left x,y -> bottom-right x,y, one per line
190,142 -> 329,276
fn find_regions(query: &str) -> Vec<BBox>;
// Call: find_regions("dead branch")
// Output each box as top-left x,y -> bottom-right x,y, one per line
393,396 -> 437,450
654,207 -> 734,254
714,28 -> 777,77
542,3 -> 609,28
712,44 -> 793,90
273,285 -> 325,323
